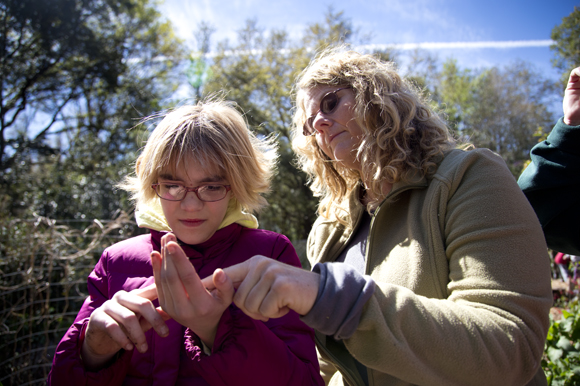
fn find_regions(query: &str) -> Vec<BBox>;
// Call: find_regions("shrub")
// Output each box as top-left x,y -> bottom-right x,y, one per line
544,299 -> 580,385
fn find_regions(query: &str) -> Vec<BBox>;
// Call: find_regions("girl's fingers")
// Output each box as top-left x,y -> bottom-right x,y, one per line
156,233 -> 234,330
166,241 -> 205,296
150,251 -> 166,307
85,311 -> 128,354
132,283 -> 158,301
116,290 -> 168,336
108,292 -> 166,350
157,234 -> 180,314
102,313 -> 136,351
88,305 -> 136,353
160,240 -> 184,313
103,297 -> 148,352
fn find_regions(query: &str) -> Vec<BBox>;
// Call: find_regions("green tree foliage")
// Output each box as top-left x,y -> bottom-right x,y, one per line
431,58 -> 557,176
551,6 -> 580,85
434,59 -> 474,136
203,19 -> 314,242
465,62 -> 557,175
187,21 -> 215,101
202,9 -> 368,242
0,0 -> 184,221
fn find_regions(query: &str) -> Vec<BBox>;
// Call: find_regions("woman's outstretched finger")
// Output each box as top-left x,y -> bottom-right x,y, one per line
210,268 -> 235,306
202,259 -> 250,291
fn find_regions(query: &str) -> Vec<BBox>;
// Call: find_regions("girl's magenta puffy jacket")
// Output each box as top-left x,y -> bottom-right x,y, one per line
48,224 -> 323,386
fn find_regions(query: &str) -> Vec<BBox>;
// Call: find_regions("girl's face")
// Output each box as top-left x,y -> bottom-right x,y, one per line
157,158 -> 231,245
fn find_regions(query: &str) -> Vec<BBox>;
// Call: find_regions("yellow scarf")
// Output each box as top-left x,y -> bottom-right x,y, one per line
135,198 -> 258,232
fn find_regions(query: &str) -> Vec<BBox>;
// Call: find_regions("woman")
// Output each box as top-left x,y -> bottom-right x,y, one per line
204,50 -> 553,386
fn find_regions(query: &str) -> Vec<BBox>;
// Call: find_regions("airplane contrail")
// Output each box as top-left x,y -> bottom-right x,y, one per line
201,40 -> 555,58
132,40 -> 555,62
358,40 -> 554,51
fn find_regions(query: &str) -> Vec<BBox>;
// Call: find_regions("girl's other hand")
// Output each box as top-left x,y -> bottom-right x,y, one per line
81,285 -> 170,371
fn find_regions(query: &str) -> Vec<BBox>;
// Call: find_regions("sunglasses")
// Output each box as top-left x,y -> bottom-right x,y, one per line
303,87 -> 351,136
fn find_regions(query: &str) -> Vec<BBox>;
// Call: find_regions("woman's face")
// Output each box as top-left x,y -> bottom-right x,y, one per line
157,158 -> 231,245
303,85 -> 365,172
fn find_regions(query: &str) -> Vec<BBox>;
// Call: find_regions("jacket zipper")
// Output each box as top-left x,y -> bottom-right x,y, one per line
316,183 -> 423,386
315,203 -> 366,386
314,334 -> 364,386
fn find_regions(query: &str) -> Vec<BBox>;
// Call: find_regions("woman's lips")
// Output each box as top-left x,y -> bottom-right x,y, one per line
328,130 -> 345,143
179,219 -> 205,227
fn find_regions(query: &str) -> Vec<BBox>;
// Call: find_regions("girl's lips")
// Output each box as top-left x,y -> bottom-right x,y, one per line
179,219 -> 205,227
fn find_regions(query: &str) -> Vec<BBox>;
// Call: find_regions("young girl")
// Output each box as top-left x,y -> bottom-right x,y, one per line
48,100 -> 323,385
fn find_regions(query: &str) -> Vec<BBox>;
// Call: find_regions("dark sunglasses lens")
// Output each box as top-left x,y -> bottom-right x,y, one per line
303,118 -> 315,136
320,93 -> 339,114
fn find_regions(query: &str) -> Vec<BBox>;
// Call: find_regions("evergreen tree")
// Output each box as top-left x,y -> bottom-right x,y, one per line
0,0 -> 185,220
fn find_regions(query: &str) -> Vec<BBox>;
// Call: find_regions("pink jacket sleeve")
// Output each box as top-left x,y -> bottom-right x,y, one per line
47,254 -> 135,386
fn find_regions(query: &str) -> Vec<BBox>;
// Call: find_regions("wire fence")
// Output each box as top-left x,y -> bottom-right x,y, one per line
0,212 -> 143,386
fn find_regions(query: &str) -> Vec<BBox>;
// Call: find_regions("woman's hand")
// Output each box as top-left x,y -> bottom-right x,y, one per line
201,255 -> 320,322
150,233 -> 235,349
81,285 -> 170,371
564,67 -> 580,126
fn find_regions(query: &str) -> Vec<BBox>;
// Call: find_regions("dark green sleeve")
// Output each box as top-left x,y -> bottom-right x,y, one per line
518,118 -> 580,255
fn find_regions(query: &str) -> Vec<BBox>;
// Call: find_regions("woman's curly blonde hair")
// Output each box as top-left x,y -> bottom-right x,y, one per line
292,48 -> 456,221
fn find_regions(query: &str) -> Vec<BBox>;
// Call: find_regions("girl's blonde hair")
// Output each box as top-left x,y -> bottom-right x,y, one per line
121,99 -> 278,214
292,48 -> 457,221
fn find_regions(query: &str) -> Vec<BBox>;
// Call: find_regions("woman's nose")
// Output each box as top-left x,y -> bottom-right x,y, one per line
312,114 -> 332,134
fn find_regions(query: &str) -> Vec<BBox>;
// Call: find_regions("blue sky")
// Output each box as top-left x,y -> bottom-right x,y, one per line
158,0 -> 579,86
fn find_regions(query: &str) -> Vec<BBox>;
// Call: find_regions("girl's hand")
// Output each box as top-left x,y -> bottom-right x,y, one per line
82,285 -> 170,371
201,255 -> 320,322
564,67 -> 580,126
150,233 -> 235,349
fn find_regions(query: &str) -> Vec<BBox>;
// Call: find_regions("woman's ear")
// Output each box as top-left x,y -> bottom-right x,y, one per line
135,158 -> 142,175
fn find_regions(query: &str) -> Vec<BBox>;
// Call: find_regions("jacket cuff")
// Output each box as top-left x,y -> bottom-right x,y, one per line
78,320 -> 133,380
184,306 -> 235,360
184,328 -> 204,361
546,117 -> 580,156
301,262 -> 375,340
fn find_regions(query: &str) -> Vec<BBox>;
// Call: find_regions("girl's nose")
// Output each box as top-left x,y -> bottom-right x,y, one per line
180,191 -> 204,210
